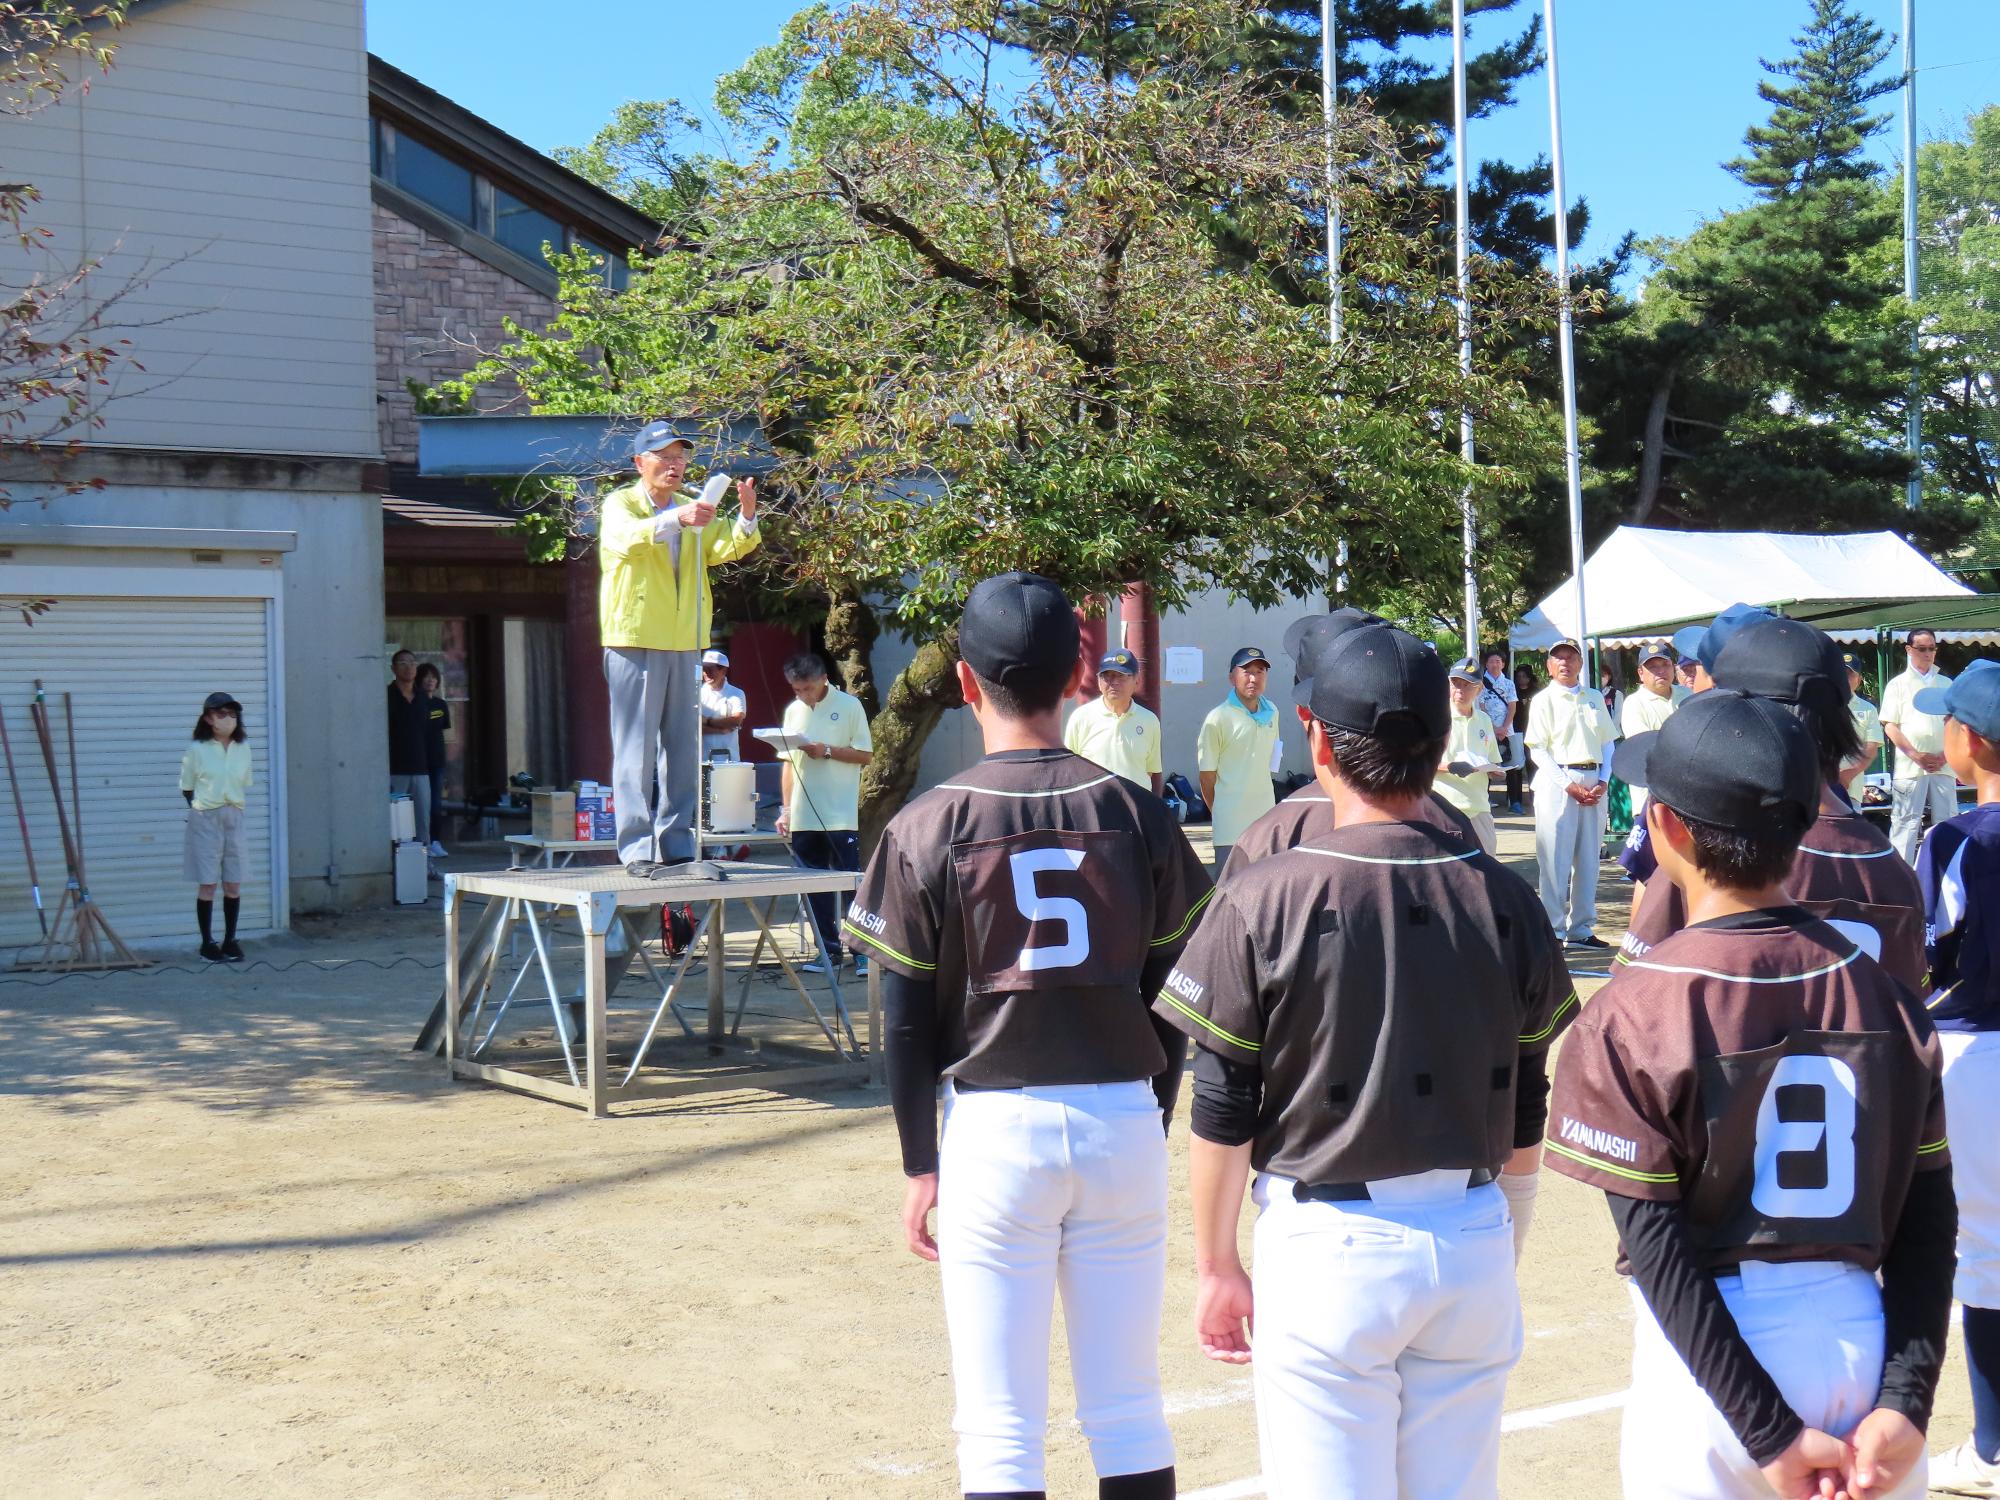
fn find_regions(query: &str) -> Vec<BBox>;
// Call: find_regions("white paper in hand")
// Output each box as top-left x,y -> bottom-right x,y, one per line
696,472 -> 731,511
753,728 -> 809,756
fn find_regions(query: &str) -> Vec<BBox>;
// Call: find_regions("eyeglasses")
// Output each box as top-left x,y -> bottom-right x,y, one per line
1910,644 -> 1938,653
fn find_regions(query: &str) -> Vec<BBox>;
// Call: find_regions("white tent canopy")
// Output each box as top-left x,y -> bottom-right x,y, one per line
1511,526 -> 1976,651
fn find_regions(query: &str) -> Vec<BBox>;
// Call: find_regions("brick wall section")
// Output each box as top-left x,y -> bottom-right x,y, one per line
373,202 -> 556,464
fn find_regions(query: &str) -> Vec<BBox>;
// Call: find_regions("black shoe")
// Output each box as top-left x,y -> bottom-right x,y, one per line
220,939 -> 245,963
1568,934 -> 1612,950
199,940 -> 225,962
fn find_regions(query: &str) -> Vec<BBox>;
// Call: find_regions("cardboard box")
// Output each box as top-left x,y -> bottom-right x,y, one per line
591,812 -> 615,841
530,790 -> 576,841
575,811 -> 595,842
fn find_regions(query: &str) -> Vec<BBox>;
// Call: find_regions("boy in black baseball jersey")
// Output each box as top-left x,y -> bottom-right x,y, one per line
1220,608 -> 1476,882
1157,623 -> 1574,1499
1620,617 -> 1926,993
844,572 -> 1211,1500
1550,691 -> 1954,1500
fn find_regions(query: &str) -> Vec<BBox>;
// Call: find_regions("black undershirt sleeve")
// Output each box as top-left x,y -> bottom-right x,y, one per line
1141,947 -> 1190,1127
1190,1046 -> 1261,1146
881,967 -> 941,1177
1876,1165 -> 1958,1430
1606,1194 -> 1803,1467
1514,1049 -> 1551,1151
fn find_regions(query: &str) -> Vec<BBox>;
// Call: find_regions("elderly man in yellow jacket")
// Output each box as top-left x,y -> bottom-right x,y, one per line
600,421 -> 760,874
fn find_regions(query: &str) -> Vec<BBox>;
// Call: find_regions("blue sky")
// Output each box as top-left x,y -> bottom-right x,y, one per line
368,0 -> 2000,267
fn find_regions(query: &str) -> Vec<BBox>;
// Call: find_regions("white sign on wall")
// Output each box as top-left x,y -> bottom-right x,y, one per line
1163,646 -> 1204,685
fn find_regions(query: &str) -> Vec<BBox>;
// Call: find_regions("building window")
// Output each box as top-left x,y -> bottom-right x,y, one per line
388,126 -> 476,226
574,238 -> 631,291
494,188 -> 565,269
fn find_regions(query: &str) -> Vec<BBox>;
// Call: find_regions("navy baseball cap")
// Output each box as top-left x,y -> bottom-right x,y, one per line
1284,607 -> 1386,686
1712,617 -> 1850,712
1098,649 -> 1138,676
1614,689 -> 1820,836
1670,603 -> 1778,672
631,419 -> 693,458
960,572 -> 1080,691
1304,625 -> 1449,739
1916,660 -> 2000,739
1230,645 -> 1272,671
1447,656 -> 1481,681
1841,652 -> 1867,675
1639,641 -> 1673,666
202,691 -> 242,713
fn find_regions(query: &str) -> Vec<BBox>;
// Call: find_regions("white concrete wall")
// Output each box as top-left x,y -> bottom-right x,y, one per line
2,0 -> 378,458
30,487 -> 390,912
874,588 -> 1320,796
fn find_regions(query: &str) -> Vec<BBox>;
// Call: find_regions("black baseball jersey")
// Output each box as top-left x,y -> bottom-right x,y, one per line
1550,908 -> 1948,1275
1620,803 -> 1926,994
1220,782 -> 1477,883
844,748 -> 1212,1088
1156,818 -> 1575,1183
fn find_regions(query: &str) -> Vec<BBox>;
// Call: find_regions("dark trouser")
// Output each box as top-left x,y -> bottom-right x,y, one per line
1505,767 -> 1525,807
792,829 -> 861,954
427,767 -> 445,842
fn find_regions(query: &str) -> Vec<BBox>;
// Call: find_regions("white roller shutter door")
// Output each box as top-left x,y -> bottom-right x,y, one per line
0,596 -> 277,954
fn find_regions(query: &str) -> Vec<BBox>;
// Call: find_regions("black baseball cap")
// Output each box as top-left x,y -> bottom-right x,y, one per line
1283,607 -> 1386,686
1229,646 -> 1272,671
1712,617 -> 1851,712
1612,690 -> 1820,836
959,572 -> 1080,691
1304,624 -> 1449,739
202,691 -> 242,713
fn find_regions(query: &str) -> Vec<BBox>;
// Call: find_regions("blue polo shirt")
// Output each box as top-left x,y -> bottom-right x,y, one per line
1919,803 -> 2000,1032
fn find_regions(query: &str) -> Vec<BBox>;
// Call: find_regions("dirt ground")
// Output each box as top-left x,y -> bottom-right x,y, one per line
0,818 -> 1971,1498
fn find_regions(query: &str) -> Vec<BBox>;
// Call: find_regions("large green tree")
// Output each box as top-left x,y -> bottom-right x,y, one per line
1577,0 -> 1964,548
453,0 -> 1560,835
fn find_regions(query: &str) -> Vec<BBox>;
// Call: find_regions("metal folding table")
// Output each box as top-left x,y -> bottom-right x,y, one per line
434,862 -> 877,1116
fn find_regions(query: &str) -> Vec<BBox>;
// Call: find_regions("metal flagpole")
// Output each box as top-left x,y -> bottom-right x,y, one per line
1544,0 -> 1588,651
1903,0 -> 1921,511
1452,0 -> 1479,656
1324,0 -> 1349,598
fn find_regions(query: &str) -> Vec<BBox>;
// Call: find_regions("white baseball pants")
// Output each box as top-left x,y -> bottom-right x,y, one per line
1249,1171 -> 1522,1500
1620,1260 -> 1923,1499
938,1080 -> 1172,1494
1533,767 -> 1605,940
1890,770 -> 1957,863
1943,1031 -> 2000,1307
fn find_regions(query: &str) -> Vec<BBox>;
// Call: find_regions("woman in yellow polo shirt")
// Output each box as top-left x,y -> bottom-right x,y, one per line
180,690 -> 254,963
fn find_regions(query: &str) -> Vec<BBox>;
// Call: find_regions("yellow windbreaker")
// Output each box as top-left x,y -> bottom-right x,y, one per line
596,480 -> 761,651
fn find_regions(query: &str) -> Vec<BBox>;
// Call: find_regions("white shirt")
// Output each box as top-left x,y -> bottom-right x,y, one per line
700,679 -> 746,762
1478,672 -> 1516,735
1881,665 -> 1953,776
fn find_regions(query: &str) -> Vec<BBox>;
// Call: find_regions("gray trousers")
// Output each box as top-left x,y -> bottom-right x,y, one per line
1890,771 -> 1957,864
604,646 -> 700,864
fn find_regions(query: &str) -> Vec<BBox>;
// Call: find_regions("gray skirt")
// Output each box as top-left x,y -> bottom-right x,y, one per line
184,803 -> 247,884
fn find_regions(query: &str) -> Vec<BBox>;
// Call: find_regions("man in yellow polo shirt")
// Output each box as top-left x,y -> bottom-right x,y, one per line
1524,636 -> 1618,949
1197,646 -> 1280,872
1439,657 -> 1502,852
1881,626 -> 1955,862
1063,648 -> 1163,795
1842,651 -> 1883,795
599,420 -> 760,875
777,652 -> 874,974
1618,641 -> 1680,814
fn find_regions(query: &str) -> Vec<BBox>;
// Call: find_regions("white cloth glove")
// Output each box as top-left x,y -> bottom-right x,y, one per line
1497,1170 -> 1540,1263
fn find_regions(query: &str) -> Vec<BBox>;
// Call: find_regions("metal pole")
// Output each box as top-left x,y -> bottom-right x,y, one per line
1324,0 -> 1349,600
1545,0 -> 1589,651
1452,0 -> 1479,656
1903,0 -> 1921,510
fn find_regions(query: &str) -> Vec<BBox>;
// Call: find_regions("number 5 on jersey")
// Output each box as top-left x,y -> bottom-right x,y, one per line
954,830 -> 1144,992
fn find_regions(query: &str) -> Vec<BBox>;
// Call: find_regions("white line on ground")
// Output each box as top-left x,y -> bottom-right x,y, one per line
1180,1388 -> 1629,1500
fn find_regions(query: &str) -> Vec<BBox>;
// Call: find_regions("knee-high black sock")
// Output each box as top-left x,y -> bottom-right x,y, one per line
1100,1468 -> 1175,1500
965,1492 -> 1045,1500
196,898 -> 213,943
223,896 -> 241,942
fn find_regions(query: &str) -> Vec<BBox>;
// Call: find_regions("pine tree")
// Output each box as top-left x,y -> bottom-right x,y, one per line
1725,0 -> 1898,200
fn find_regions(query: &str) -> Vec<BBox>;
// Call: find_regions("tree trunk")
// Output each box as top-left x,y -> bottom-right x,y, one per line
1630,361 -> 1681,524
857,630 -> 965,852
824,589 -> 881,719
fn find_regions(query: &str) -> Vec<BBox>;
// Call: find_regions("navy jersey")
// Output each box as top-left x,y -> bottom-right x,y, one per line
1920,803 -> 2000,1032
